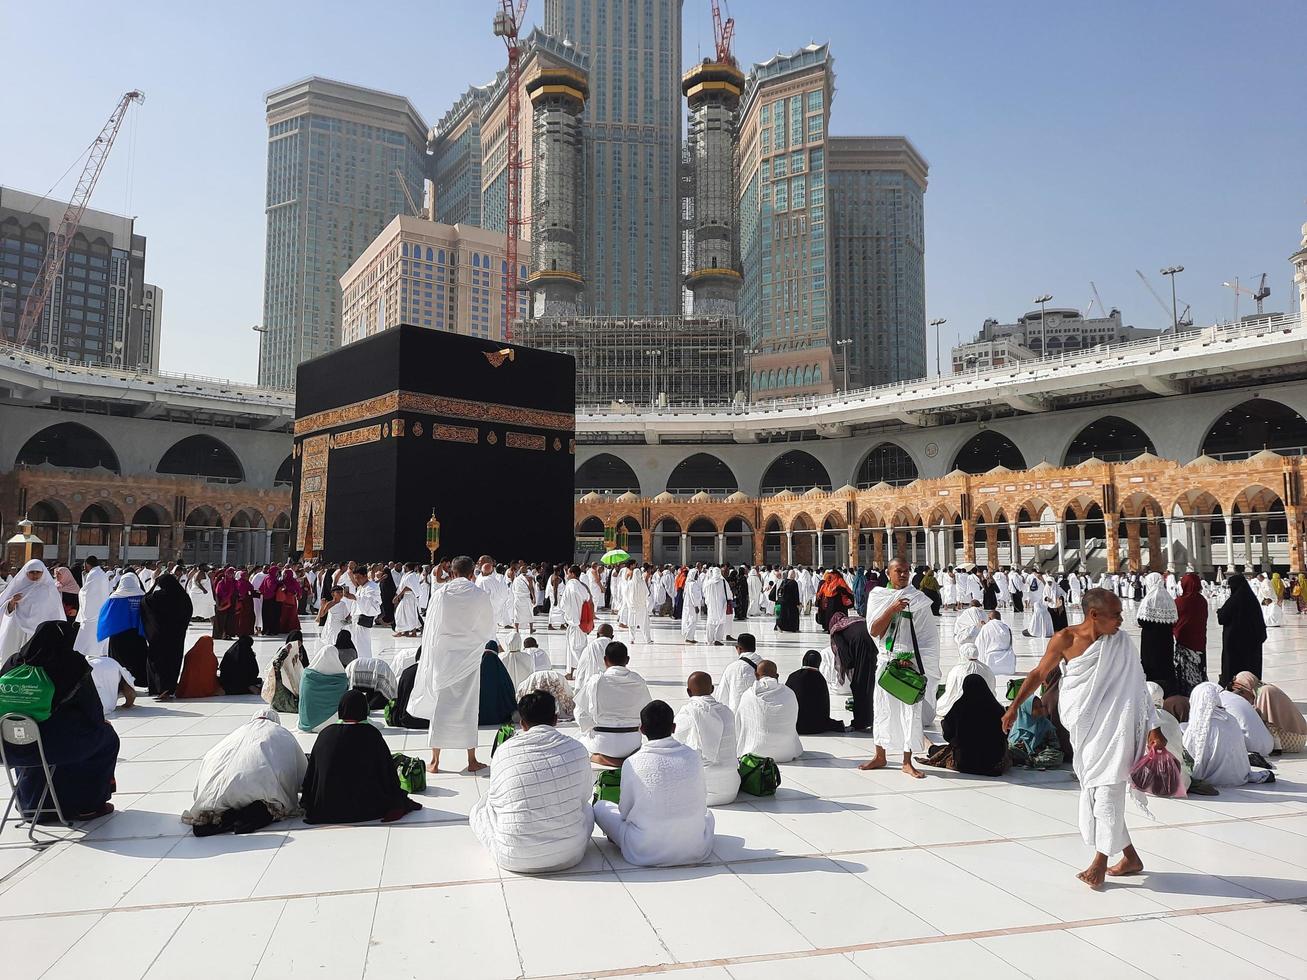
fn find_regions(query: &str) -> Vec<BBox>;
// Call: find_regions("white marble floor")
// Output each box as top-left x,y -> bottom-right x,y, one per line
2,603 -> 1305,980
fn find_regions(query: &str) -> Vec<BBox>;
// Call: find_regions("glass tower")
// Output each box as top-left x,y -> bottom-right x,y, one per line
260,77 -> 428,388
544,0 -> 682,316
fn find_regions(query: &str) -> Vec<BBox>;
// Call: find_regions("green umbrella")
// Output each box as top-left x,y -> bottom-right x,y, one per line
601,549 -> 631,566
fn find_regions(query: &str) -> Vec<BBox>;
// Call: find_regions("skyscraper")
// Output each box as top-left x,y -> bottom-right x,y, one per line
828,137 -> 928,388
260,77 -> 428,388
543,0 -> 683,316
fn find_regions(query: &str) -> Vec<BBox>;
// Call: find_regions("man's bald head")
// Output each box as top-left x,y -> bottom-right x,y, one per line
756,659 -> 779,680
597,623 -> 614,639
1082,588 -> 1123,636
687,671 -> 713,696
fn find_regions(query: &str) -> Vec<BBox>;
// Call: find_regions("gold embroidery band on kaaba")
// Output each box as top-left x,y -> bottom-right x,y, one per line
505,431 -> 546,451
433,424 -> 478,444
331,424 -> 382,448
294,390 -> 574,436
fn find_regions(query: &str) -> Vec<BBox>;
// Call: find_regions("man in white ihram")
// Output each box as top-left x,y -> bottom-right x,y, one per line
343,567 -> 382,660
560,565 -> 591,678
735,660 -> 802,763
476,556 -> 513,629
573,641 -> 651,767
624,565 -> 653,644
1004,588 -> 1165,889
74,556 -> 112,658
674,671 -> 740,806
701,565 -> 734,645
410,555 -> 495,774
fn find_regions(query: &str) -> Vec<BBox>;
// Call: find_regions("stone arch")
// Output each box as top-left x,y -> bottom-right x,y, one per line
15,421 -> 121,474
128,503 -> 172,554
183,506 -> 224,567
723,516 -> 754,565
274,455 -> 295,487
1201,397 -> 1307,459
574,453 -> 641,494
951,431 -> 1026,474
157,435 -> 245,482
760,450 -> 832,495
1228,484 -> 1286,572
686,516 -> 718,533
853,442 -> 918,487
651,516 -> 682,565
576,515 -> 605,533
76,501 -> 120,552
762,515 -> 786,564
1061,415 -> 1156,466
666,453 -> 739,494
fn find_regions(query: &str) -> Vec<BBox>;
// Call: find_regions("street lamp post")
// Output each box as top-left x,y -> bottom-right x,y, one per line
929,318 -> 947,377
0,279 -> 15,343
1160,266 -> 1183,333
643,348 -> 662,407
834,338 -> 852,391
1033,294 -> 1053,358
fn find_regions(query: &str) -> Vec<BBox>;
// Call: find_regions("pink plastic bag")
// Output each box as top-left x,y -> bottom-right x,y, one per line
1129,746 -> 1186,798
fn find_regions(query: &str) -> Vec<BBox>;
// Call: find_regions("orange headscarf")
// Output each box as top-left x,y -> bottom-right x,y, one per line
176,636 -> 224,698
818,571 -> 848,600
675,567 -> 689,591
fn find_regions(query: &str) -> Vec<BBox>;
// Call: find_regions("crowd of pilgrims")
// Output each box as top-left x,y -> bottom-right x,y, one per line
0,552 -> 1302,884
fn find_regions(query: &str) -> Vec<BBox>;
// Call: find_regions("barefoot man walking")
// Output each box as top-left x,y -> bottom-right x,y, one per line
1003,588 -> 1166,888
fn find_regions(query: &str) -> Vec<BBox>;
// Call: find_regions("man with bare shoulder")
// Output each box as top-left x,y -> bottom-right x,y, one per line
1003,588 -> 1165,889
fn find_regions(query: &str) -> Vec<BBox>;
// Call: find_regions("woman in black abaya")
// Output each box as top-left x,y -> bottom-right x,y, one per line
775,571 -> 801,633
1217,573 -> 1267,687
300,691 -> 420,824
140,574 -> 193,699
828,612 -> 876,731
219,636 -> 263,695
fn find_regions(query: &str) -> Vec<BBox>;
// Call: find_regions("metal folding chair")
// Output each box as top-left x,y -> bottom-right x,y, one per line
0,712 -> 75,847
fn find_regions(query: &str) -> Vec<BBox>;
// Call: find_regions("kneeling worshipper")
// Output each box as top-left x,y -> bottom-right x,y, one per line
1003,589 -> 1165,888
952,601 -> 986,647
262,631 -> 307,713
182,707 -> 308,835
219,636 -> 263,696
500,638 -> 538,690
348,657 -> 400,712
516,669 -> 575,722
673,671 -> 741,806
1184,682 -> 1274,786
936,643 -> 997,721
300,691 -> 421,824
332,629 -> 359,668
594,700 -> 715,867
479,641 -> 518,726
408,556 -> 496,774
176,637 -> 225,698
96,572 -> 150,683
139,573 -> 193,699
387,653 -> 429,730
470,691 -> 594,874
522,636 -> 552,673
975,611 -> 1016,676
1145,682 -> 1199,795
0,622 -> 119,821
87,655 -> 136,716
921,674 -> 1011,776
1220,678 -> 1274,758
1233,671 -> 1306,753
572,624 -> 613,693
828,613 -> 876,731
735,660 -> 803,763
298,644 -> 350,732
786,651 -> 846,735
1006,694 -> 1062,769
574,641 -> 652,766
0,560 -> 66,660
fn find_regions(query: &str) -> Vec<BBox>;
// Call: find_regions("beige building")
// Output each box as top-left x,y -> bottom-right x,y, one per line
340,215 -> 527,345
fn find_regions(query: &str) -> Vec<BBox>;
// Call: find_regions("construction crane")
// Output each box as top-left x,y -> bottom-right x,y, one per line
393,168 -> 422,218
1089,281 -> 1109,319
1223,274 -> 1271,319
17,89 -> 145,351
493,0 -> 529,342
711,0 -> 736,65
1135,269 -> 1192,330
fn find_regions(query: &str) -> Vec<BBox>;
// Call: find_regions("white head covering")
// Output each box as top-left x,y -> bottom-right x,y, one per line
1137,571 -> 1177,624
0,559 -> 56,607
308,645 -> 346,675
1184,682 -> 1225,765
109,572 -> 145,600
1145,681 -> 1165,708
0,559 -> 65,634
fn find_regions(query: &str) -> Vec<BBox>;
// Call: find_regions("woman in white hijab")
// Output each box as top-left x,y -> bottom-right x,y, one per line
1145,682 -> 1192,793
1183,682 -> 1272,786
1136,571 -> 1178,695
182,707 -> 308,833
0,560 -> 66,659
936,642 -> 996,718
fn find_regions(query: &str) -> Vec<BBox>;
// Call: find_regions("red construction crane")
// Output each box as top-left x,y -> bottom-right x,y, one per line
711,0 -> 736,66
16,89 -> 145,351
493,0 -> 528,341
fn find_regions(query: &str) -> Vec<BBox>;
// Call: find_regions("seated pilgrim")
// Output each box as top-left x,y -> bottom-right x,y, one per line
921,674 -> 1011,776
572,624 -> 613,690
516,669 -> 575,722
500,639 -> 538,690
573,641 -> 651,766
936,642 -> 996,721
1184,683 -> 1274,786
298,644 -> 350,733
593,700 -> 715,867
470,691 -> 593,874
176,637 -> 224,699
716,633 -> 760,712
388,653 -> 429,730
0,622 -> 119,821
522,636 -> 552,673
1006,694 -> 1060,768
735,660 -> 802,763
952,600 -> 986,647
1233,671 -> 1306,753
88,656 -> 136,716
817,644 -> 852,696
673,671 -> 741,806
1220,681 -> 1275,757
332,629 -> 359,668
219,636 -> 262,696
300,691 -> 422,824
183,707 -> 308,835
1147,682 -> 1195,794
262,632 -> 307,713
974,612 -> 1016,676
785,651 -> 846,734
479,641 -> 518,726
347,656 -> 399,712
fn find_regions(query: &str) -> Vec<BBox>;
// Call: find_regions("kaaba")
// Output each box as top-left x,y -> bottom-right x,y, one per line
291,325 -> 576,564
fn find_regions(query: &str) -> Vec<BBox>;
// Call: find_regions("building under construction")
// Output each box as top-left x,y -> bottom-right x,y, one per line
517,315 -> 749,407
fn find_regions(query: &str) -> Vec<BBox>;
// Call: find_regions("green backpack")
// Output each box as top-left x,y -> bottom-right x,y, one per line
0,665 -> 55,722
391,752 -> 427,794
491,723 -> 516,756
593,768 -> 621,804
738,754 -> 781,796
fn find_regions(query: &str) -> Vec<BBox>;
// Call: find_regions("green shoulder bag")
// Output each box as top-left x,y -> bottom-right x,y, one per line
0,665 -> 55,722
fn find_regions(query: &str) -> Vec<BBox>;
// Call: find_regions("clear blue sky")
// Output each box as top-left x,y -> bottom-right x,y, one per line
4,0 -> 1304,382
